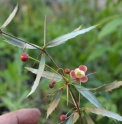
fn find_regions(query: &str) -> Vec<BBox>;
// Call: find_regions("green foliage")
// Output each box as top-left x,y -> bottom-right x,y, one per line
98,18 -> 122,40
0,0 -> 122,124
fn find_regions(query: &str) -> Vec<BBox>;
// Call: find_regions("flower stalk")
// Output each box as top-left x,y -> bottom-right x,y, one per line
43,49 -> 84,124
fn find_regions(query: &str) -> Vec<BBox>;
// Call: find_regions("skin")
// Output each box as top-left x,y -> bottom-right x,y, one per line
0,108 -> 41,124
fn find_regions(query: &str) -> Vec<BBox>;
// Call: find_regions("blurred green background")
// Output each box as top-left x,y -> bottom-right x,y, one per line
0,0 -> 122,123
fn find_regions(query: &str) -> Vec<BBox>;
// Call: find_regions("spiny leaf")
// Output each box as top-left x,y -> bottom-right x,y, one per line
83,111 -> 95,124
25,67 -> 63,81
27,54 -> 45,97
2,33 -> 41,49
85,107 -> 122,121
74,84 -> 105,108
47,25 -> 97,48
1,5 -> 18,29
46,89 -> 62,118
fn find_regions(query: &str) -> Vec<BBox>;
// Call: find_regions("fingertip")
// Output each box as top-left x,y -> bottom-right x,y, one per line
15,108 -> 41,124
31,108 -> 41,117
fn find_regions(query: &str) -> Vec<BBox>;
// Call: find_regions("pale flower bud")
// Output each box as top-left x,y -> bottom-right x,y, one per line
74,68 -> 85,78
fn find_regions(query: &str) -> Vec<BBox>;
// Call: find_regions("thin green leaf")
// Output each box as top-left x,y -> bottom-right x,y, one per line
83,111 -> 95,124
2,33 -> 40,49
87,45 -> 110,62
1,5 -> 18,29
98,18 -> 122,40
47,25 -> 96,48
46,89 -> 62,118
27,54 -> 45,97
114,63 -> 122,75
74,84 -> 105,108
25,67 -> 62,81
85,107 -> 122,121
44,15 -> 46,46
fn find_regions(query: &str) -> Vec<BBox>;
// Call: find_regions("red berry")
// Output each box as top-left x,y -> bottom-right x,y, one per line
51,80 -> 56,84
49,83 -> 54,88
60,114 -> 67,121
64,68 -> 70,74
20,53 -> 29,62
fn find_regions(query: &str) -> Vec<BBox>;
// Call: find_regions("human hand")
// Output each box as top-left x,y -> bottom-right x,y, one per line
0,108 -> 41,124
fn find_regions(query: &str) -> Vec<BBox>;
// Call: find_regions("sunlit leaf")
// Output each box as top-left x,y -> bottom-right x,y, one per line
74,84 -> 105,108
1,5 -> 18,29
25,67 -> 63,81
83,111 -> 95,124
2,33 -> 41,49
85,107 -> 122,121
46,89 -> 62,118
47,25 -> 97,48
27,54 -> 45,97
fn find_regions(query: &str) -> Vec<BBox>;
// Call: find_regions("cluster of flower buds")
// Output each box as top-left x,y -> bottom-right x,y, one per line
49,80 -> 56,88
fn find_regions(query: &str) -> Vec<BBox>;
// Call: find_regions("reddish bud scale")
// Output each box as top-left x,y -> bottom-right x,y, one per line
60,114 -> 67,121
20,53 -> 29,62
64,68 -> 70,74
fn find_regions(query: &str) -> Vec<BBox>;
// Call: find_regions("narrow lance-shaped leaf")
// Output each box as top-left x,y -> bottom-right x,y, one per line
1,5 -> 18,29
74,84 -> 105,108
72,112 -> 79,124
47,89 -> 62,118
85,107 -> 122,121
27,53 -> 45,97
73,81 -> 122,93
25,67 -> 63,81
47,25 -> 97,48
92,81 -> 122,92
2,33 -> 41,49
66,112 -> 79,124
83,111 -> 95,124
66,114 -> 73,124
